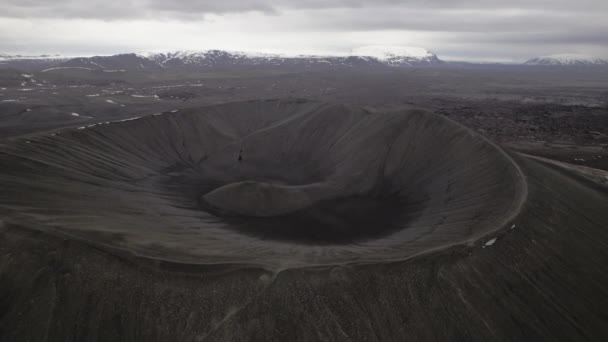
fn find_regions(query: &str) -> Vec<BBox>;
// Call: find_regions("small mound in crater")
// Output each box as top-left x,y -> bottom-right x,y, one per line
0,99 -> 526,267
201,181 -> 313,217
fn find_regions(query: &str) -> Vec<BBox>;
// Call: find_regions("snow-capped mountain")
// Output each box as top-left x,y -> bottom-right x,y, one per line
142,47 -> 442,68
36,47 -> 443,71
141,50 -> 284,67
525,54 -> 608,66
351,46 -> 441,66
0,47 -> 445,72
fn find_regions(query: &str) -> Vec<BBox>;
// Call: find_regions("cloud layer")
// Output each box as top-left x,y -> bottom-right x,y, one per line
4,1 -> 608,19
1,1 -> 607,62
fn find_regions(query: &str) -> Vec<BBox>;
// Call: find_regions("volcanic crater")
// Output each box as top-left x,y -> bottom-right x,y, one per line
0,99 -> 526,267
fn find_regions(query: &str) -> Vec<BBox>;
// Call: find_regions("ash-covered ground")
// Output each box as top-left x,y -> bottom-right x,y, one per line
0,65 -> 607,341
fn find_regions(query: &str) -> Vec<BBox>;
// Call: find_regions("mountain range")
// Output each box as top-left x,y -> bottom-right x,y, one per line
53,47 -> 443,71
2,48 -> 607,72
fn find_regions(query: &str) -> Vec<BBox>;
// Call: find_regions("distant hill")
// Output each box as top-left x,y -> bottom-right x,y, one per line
525,54 -> 608,66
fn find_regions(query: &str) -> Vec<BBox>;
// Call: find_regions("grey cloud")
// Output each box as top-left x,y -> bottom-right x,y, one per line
296,8 -> 608,34
468,31 -> 608,46
1,0 -> 607,61
2,0 -> 608,20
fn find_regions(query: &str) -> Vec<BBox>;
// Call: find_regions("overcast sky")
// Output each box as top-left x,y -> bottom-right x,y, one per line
1,0 -> 607,62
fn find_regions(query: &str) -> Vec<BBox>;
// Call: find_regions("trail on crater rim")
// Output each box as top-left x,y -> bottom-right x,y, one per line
0,100 -> 526,268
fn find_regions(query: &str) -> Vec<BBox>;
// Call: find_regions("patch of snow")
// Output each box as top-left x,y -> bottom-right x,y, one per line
69,112 -> 91,119
484,238 -> 497,247
86,94 -> 101,97
352,45 -> 435,60
115,116 -> 141,122
89,61 -> 106,69
150,84 -> 188,89
511,224 -> 516,229
106,100 -> 117,104
1,99 -> 17,102
21,74 -> 33,78
42,67 -> 94,72
170,109 -> 179,113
